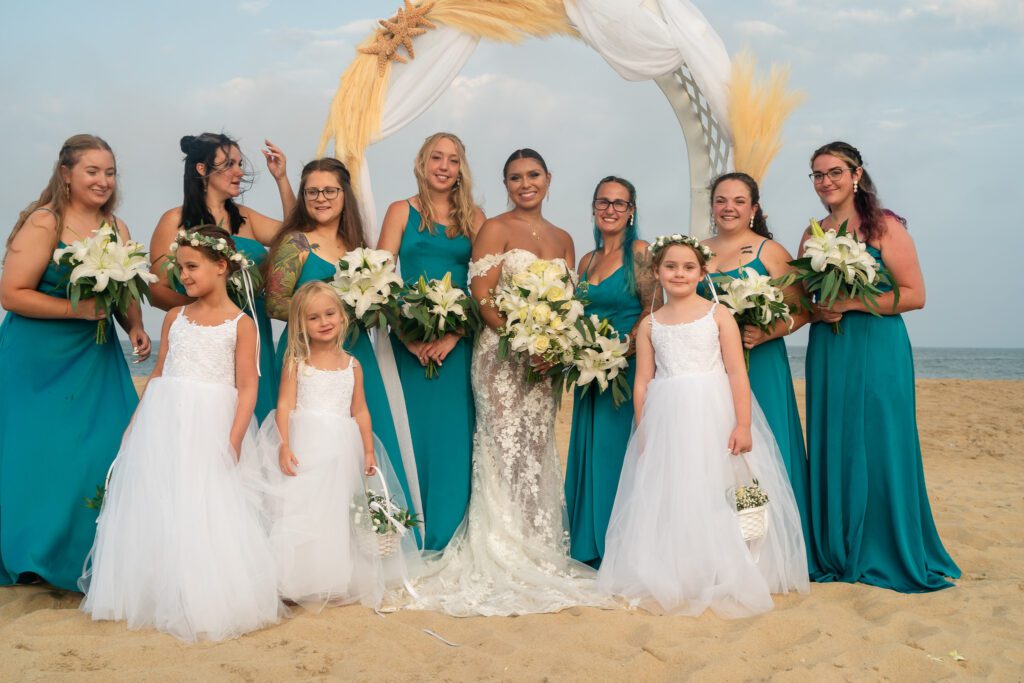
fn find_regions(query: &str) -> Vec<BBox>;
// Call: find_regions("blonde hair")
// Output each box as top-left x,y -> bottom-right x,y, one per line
413,132 -> 478,239
282,281 -> 349,370
6,134 -> 118,258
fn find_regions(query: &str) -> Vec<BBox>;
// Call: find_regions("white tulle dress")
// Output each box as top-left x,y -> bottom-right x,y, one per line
79,308 -> 282,642
254,357 -> 420,611
597,304 -> 810,618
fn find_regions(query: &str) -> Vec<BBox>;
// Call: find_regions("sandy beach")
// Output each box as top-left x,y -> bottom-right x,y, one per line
1,378 -> 1020,681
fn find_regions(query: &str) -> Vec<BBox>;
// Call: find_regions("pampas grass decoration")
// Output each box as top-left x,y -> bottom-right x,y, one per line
318,0 -> 576,183
727,50 -> 805,184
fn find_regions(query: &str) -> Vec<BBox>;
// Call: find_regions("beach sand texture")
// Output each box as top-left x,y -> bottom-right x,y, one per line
1,379 -> 1020,681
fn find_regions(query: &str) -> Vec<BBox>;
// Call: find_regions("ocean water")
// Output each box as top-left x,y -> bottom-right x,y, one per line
121,342 -> 1024,381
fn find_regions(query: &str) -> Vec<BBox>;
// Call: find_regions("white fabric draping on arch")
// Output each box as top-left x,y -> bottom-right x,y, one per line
563,0 -> 731,139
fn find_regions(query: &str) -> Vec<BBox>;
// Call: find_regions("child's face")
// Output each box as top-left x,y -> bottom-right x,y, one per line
176,245 -> 228,298
304,293 -> 345,344
656,244 -> 704,298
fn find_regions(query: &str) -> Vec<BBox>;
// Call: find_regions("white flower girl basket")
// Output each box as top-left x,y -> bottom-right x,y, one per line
355,468 -> 406,559
730,454 -> 769,544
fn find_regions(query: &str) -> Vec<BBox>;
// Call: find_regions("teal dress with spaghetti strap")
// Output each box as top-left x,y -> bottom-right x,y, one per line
0,250 -> 138,590
273,250 -> 414,507
701,239 -> 817,573
564,259 -> 641,567
233,236 -> 278,423
805,245 -> 959,592
392,203 -> 474,550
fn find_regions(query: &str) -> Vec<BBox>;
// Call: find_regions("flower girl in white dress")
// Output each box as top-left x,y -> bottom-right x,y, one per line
598,235 -> 809,618
79,226 -> 281,642
255,281 -> 419,610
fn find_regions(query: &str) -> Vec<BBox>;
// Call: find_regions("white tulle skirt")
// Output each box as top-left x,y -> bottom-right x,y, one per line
597,371 -> 810,618
79,377 -> 282,642
255,410 -> 420,611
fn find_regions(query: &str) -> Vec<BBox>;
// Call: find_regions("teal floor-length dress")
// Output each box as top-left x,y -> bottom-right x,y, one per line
273,250 -> 415,508
703,242 -> 817,574
805,245 -> 959,592
565,264 -> 641,567
0,253 -> 138,590
233,236 -> 278,423
392,203 -> 474,550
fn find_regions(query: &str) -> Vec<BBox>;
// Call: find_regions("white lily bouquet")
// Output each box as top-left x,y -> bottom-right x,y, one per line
164,229 -> 261,309
330,248 -> 403,341
399,272 -> 480,379
713,267 -> 795,370
52,223 -> 158,344
565,315 -> 632,407
492,258 -> 589,385
790,219 -> 896,333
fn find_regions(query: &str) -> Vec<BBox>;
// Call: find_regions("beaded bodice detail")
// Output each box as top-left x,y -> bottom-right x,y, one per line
163,309 -> 242,387
295,360 -> 356,417
650,304 -> 724,377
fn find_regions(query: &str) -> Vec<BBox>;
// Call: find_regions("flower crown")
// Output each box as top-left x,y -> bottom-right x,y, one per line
648,233 -> 715,262
169,229 -> 254,268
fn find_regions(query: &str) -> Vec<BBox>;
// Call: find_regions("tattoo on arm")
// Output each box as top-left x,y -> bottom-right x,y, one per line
265,234 -> 309,320
632,249 -> 659,317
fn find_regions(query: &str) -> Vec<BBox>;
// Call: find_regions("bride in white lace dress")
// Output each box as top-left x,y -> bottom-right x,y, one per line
402,150 -> 610,616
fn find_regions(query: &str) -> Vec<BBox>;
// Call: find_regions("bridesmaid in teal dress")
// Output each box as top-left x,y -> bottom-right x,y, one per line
377,132 -> 485,550
699,172 -> 816,574
801,141 -> 959,592
265,158 -> 416,509
149,132 -> 295,422
1,135 -> 149,590
565,176 -> 658,568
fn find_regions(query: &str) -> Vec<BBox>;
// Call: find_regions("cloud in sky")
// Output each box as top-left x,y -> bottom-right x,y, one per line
1,0 -> 1020,347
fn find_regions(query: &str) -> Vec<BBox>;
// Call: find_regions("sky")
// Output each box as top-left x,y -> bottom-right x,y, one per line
1,0 -> 1021,347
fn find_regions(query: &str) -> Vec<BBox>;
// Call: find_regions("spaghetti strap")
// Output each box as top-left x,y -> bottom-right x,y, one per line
581,252 -> 597,280
754,239 -> 768,259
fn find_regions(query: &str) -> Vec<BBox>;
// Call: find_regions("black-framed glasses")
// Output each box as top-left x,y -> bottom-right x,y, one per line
808,167 -> 852,184
593,198 -> 633,212
303,186 -> 342,200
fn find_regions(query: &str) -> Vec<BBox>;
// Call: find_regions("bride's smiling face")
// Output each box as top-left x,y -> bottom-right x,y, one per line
504,158 -> 550,210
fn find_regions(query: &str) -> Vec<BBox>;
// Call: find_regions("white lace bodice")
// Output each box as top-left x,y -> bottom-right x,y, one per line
650,304 -> 725,377
163,309 -> 243,387
468,248 -> 573,284
295,360 -> 355,416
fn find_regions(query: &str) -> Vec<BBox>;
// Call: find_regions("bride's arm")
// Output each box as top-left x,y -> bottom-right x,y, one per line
469,220 -> 507,331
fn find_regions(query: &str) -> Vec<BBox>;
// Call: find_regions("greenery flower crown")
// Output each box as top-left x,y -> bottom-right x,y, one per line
648,233 -> 715,262
168,229 -> 254,268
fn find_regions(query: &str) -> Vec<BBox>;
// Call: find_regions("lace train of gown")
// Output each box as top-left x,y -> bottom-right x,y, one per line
401,250 -> 610,616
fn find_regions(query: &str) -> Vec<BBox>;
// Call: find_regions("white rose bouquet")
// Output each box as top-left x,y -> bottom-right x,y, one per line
53,223 -> 158,344
790,219 -> 896,333
398,272 -> 480,379
331,248 -> 403,340
713,267 -> 795,369
492,258 -> 588,385
564,315 -> 632,407
164,229 -> 261,310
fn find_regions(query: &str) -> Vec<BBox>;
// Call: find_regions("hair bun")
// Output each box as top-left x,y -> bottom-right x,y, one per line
180,135 -> 199,155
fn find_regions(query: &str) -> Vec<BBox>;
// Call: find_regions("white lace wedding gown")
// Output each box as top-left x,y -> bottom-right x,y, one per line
597,305 -> 810,617
402,249 -> 609,616
79,308 -> 281,642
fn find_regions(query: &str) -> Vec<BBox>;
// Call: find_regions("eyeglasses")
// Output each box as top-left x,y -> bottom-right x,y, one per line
808,167 -> 853,184
303,186 -> 342,200
593,198 -> 633,212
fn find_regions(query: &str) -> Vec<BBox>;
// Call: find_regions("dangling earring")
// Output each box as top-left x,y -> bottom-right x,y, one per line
853,180 -> 859,194
749,215 -> 755,229
453,173 -> 461,189
64,183 -> 70,199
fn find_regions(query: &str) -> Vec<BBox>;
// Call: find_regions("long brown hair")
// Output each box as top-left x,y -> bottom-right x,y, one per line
6,134 -> 118,257
413,132 -> 478,239
264,158 -> 367,276
811,141 -> 900,243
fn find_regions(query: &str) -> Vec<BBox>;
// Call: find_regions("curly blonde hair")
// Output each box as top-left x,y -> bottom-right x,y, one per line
413,132 -> 478,239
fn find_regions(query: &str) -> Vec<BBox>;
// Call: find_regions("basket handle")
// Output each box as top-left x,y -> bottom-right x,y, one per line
731,452 -> 758,487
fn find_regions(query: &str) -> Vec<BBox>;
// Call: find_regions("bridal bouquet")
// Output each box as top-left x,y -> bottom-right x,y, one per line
53,223 -> 158,344
564,315 -> 632,407
492,258 -> 588,384
399,272 -> 479,379
790,219 -> 896,333
331,248 -> 403,340
714,267 -> 795,369
165,229 -> 261,309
